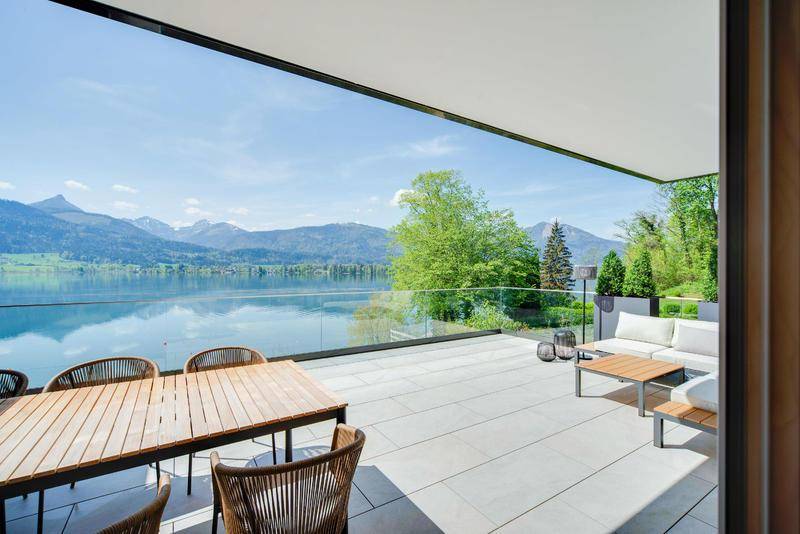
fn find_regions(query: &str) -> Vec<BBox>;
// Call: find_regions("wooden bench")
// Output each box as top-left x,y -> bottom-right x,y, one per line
653,400 -> 717,447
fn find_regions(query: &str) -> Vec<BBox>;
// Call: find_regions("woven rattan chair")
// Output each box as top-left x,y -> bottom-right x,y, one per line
0,370 -> 28,399
43,356 -> 161,490
183,347 -> 272,495
210,424 -> 365,534
98,474 -> 171,534
43,356 -> 159,392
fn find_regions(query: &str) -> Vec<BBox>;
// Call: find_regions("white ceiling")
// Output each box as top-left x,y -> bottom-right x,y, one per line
99,0 -> 719,182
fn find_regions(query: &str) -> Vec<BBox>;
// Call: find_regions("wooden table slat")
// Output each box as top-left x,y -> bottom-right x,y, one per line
268,364 -> 317,415
246,365 -> 294,422
173,374 -> 193,444
232,367 -> 278,425
224,368 -> 265,427
102,379 -> 142,461
8,388 -> 91,483
251,364 -> 302,419
215,370 -> 253,430
184,373 -> 208,440
195,372 -> 223,437
288,362 -> 347,408
0,394 -> 50,448
157,376 -> 177,448
273,363 -> 333,414
81,382 -> 131,465
140,378 -> 164,453
0,391 -> 73,483
205,370 -> 238,432
121,378 -> 154,458
0,396 -> 36,437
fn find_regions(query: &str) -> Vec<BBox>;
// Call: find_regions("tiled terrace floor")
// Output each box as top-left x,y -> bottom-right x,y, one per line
4,334 -> 717,533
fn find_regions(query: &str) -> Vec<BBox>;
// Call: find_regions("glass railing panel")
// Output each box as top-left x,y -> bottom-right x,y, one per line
498,288 -> 595,344
659,297 -> 700,320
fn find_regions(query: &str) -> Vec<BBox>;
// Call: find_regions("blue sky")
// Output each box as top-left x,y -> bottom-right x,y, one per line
0,0 -> 658,240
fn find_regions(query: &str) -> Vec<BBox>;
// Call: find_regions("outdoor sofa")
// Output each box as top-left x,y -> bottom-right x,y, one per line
592,312 -> 719,373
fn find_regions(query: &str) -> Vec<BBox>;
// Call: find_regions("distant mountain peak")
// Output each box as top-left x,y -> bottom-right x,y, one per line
526,221 -> 625,265
29,195 -> 84,214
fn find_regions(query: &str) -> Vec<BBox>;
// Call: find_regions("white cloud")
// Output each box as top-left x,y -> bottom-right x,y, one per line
171,220 -> 192,228
228,207 -> 250,215
304,213 -> 317,218
0,181 -> 14,190
184,206 -> 208,216
65,180 -> 89,191
367,195 -> 380,204
390,189 -> 413,207
184,197 -> 200,206
408,135 -> 463,157
112,184 -> 138,194
112,200 -> 138,212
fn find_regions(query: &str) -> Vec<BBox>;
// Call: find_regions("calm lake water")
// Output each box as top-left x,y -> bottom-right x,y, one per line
0,272 -> 391,387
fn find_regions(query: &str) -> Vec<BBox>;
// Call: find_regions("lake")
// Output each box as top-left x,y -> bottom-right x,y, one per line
0,272 -> 393,387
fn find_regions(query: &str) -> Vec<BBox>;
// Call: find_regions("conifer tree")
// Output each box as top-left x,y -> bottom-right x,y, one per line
622,249 -> 657,297
540,220 -> 573,290
596,250 -> 626,296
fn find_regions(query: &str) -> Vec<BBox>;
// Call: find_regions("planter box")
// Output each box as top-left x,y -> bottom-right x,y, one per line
697,301 -> 719,322
593,296 -> 660,341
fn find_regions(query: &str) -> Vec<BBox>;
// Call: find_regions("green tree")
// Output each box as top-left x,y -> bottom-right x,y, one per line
540,220 -> 573,290
389,170 -> 535,290
702,245 -> 718,302
596,250 -> 626,296
623,249 -> 657,297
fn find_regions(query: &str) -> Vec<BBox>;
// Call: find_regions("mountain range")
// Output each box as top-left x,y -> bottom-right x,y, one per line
0,195 -> 625,266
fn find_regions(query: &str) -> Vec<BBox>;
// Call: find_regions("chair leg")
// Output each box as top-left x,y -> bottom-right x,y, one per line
271,433 -> 277,465
156,461 -> 161,481
211,494 -> 220,534
187,454 -> 192,495
69,481 -> 75,489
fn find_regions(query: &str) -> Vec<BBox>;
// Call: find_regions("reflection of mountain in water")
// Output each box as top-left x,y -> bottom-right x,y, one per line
0,291 -> 380,343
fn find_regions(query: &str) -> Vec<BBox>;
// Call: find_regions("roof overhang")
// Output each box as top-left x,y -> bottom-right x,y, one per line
60,0 -> 719,183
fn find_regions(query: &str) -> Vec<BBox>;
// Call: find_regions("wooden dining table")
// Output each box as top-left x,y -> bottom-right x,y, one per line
0,360 -> 347,534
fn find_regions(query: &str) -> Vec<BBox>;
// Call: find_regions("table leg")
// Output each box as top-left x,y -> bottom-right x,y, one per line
637,382 -> 646,416
337,407 -> 347,425
654,414 -> 664,447
575,367 -> 582,397
285,428 -> 293,462
37,490 -> 43,534
187,454 -> 192,495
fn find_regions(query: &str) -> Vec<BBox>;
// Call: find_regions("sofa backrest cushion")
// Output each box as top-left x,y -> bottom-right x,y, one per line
671,319 -> 718,346
672,320 -> 719,357
614,312 -> 674,346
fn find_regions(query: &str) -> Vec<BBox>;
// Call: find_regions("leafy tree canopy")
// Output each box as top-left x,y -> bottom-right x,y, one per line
389,170 -> 535,290
595,250 -> 626,296
617,174 -> 718,296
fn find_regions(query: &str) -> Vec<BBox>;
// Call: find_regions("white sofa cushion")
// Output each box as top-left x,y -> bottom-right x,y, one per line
672,320 -> 719,357
593,338 -> 668,359
670,372 -> 718,413
615,312 -> 675,346
652,348 -> 719,373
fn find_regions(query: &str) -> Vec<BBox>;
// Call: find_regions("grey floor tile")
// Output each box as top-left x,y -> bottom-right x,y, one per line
394,381 -> 484,412
350,483 -> 494,534
560,454 -> 714,532
688,487 -> 718,527
457,386 -> 550,419
637,425 -> 718,484
667,514 -> 717,533
354,364 -> 429,384
348,397 -> 414,427
453,409 -> 566,458
321,374 -> 367,391
494,497 -> 609,534
374,404 -> 486,448
445,443 -> 593,525
354,434 -> 489,507
339,378 -> 423,405
5,505 -> 72,534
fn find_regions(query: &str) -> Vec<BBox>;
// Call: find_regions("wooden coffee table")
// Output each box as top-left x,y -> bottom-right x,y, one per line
575,354 -> 685,416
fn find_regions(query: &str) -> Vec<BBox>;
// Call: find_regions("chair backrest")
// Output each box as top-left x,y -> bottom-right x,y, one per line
183,347 -> 266,374
98,475 -> 171,534
211,424 -> 365,534
0,370 -> 28,399
43,357 -> 160,392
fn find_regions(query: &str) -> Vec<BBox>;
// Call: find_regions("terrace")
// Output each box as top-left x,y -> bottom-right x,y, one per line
1,334 -> 716,533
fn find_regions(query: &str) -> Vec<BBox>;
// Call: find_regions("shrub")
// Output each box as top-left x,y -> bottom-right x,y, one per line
623,250 -> 657,298
595,250 -> 626,296
464,302 -> 526,331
